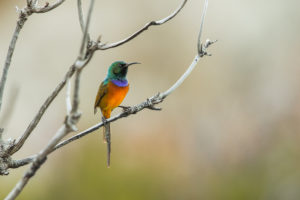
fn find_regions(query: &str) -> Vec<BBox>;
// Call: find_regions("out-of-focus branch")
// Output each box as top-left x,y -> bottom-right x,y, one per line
92,0 -> 187,50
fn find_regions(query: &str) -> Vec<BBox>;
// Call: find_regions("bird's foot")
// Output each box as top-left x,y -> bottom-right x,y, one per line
102,116 -> 107,124
118,105 -> 131,112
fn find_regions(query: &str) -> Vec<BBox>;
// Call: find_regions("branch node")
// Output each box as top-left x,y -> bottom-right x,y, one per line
74,59 -> 86,69
0,135 -> 15,176
65,111 -> 81,132
146,97 -> 162,111
0,157 -> 10,175
198,39 -> 217,57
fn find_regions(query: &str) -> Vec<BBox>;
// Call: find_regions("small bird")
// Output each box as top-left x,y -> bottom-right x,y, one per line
94,61 -> 140,167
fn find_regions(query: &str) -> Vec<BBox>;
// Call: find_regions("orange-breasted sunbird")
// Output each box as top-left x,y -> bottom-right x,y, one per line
94,61 -> 140,167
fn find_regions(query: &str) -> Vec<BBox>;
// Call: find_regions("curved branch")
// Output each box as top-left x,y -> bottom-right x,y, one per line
77,0 -> 85,33
95,0 -> 187,50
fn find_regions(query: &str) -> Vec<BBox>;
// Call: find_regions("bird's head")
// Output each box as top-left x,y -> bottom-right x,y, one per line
107,61 -> 140,80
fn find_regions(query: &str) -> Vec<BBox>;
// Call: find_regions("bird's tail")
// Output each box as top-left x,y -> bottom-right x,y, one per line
103,122 -> 111,167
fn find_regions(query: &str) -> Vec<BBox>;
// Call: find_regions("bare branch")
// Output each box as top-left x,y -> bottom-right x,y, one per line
77,0 -> 91,44
9,156 -> 35,169
77,0 -> 85,33
94,0 -> 187,50
66,79 -> 72,114
78,0 -> 94,60
197,0 -> 208,54
70,0 -> 95,126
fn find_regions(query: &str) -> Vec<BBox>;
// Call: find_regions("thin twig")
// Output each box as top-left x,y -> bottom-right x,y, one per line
77,0 -> 91,51
78,0 -> 94,61
9,155 -> 35,169
66,79 -> 72,114
71,0 -> 95,124
197,0 -> 208,54
77,0 -> 85,33
94,0 -> 187,50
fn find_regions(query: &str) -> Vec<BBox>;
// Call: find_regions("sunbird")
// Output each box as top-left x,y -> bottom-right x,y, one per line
94,61 -> 140,167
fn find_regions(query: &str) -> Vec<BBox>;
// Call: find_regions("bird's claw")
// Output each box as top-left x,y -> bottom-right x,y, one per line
118,105 -> 131,112
102,116 -> 107,124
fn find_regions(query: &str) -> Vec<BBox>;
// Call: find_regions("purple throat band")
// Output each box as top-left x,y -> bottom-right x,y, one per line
111,79 -> 128,87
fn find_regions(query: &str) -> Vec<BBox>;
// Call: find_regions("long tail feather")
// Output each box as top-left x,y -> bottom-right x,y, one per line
104,122 -> 111,167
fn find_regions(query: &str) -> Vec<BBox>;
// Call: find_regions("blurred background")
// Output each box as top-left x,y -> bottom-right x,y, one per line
1,0 -> 300,199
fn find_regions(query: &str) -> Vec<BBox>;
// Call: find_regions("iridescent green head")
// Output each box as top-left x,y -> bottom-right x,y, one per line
107,61 -> 140,80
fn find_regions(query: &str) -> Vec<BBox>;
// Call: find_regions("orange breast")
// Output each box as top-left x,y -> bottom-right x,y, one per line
100,82 -> 129,118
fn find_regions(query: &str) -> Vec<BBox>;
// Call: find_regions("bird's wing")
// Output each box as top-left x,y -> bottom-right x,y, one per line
94,82 -> 108,114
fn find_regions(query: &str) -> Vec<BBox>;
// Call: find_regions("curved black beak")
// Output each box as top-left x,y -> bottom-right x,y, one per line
125,62 -> 141,68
